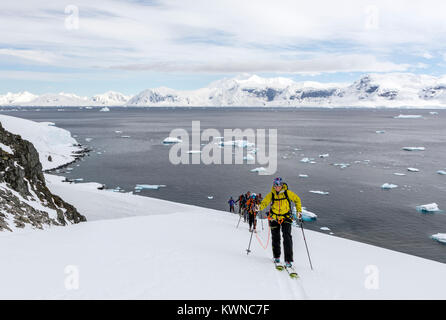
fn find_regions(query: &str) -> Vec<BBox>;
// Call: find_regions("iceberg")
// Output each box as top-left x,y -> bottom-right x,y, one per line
431,233 -> 446,244
300,157 -> 316,163
333,163 -> 350,169
437,170 -> 446,175
393,173 -> 406,176
394,114 -> 423,119
299,174 -> 309,178
163,137 -> 182,144
302,207 -> 317,221
319,154 -> 329,158
407,168 -> 419,172
219,140 -> 255,148
250,167 -> 266,173
416,203 -> 443,214
309,190 -> 329,195
134,184 -> 166,190
402,147 -> 425,151
376,130 -> 386,134
320,227 -> 331,231
207,196 -> 214,200
99,107 -> 110,112
381,183 -> 398,190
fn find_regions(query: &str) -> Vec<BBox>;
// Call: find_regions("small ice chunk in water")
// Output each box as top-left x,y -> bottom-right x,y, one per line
299,174 -> 309,178
99,107 -> 110,112
163,137 -> 182,144
301,207 -> 317,221
437,170 -> 446,175
134,184 -> 166,190
250,167 -> 266,173
407,168 -> 419,172
319,154 -> 329,158
301,157 -> 316,163
431,233 -> 446,244
381,183 -> 398,190
207,196 -> 214,200
416,203 -> 442,213
243,154 -> 255,161
394,114 -> 423,119
376,130 -> 386,134
320,227 -> 331,231
85,138 -> 93,142
430,112 -> 439,115
115,130 -> 122,134
309,190 -> 329,195
402,147 -> 425,151
333,163 -> 350,169
394,173 -> 406,176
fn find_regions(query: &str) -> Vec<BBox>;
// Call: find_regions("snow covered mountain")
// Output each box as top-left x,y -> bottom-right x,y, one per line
3,73 -> 446,107
91,91 -> 131,106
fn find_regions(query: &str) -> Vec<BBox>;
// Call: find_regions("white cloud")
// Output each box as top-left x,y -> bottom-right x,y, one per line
0,0 -> 446,74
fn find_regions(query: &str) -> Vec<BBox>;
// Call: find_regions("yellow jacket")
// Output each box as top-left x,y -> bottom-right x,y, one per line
259,184 -> 302,220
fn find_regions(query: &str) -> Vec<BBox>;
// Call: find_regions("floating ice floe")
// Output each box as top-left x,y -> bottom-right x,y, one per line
121,135 -> 131,138
85,138 -> 93,142
99,107 -> 110,112
115,130 -> 122,134
407,168 -> 420,172
431,233 -> 446,244
394,114 -> 423,119
416,203 -> 443,214
207,196 -> 214,200
437,170 -> 446,175
320,227 -> 331,231
333,163 -> 350,169
250,167 -> 266,173
319,154 -> 329,158
134,184 -> 166,190
309,190 -> 329,195
381,183 -> 398,190
300,157 -> 316,164
393,173 -> 406,176
402,147 -> 425,151
301,207 -> 317,221
219,140 -> 255,148
376,130 -> 386,134
299,174 -> 309,178
163,137 -> 182,144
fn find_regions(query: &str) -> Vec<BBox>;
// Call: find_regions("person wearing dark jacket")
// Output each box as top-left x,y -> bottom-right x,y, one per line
228,197 -> 235,213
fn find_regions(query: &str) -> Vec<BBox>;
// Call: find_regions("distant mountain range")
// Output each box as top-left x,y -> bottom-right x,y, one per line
2,73 -> 446,108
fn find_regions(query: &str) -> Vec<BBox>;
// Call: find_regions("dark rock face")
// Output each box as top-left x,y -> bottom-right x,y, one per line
0,122 -> 86,231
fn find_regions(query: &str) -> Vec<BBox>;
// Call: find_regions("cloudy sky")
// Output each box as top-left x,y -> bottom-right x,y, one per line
1,0 -> 446,95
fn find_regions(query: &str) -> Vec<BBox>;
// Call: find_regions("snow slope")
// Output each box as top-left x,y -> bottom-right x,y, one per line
0,114 -> 83,170
0,174 -> 445,299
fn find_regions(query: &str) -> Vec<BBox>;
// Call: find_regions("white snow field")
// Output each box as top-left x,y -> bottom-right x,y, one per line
0,114 -> 82,170
1,114 -> 446,299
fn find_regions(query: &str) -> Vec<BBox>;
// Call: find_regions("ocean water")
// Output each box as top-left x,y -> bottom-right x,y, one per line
2,107 -> 446,263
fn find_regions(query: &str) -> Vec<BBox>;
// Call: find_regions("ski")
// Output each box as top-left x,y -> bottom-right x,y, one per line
285,265 -> 299,279
273,260 -> 284,271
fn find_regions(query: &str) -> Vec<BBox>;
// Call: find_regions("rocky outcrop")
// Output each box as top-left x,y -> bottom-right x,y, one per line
0,122 -> 86,231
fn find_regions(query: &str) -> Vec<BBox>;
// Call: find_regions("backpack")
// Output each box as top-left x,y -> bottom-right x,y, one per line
270,183 -> 292,215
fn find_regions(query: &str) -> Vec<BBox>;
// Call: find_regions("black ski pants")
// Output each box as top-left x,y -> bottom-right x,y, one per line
269,219 -> 293,262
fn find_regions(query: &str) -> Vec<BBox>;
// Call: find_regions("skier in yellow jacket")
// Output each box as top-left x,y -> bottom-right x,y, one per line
259,177 -> 302,268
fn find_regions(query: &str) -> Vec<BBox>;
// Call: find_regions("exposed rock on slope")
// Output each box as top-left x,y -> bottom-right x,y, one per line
0,122 -> 86,231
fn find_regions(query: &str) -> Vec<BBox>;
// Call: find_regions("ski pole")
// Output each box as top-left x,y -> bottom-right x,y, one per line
236,212 -> 243,228
300,220 -> 314,270
246,227 -> 255,255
